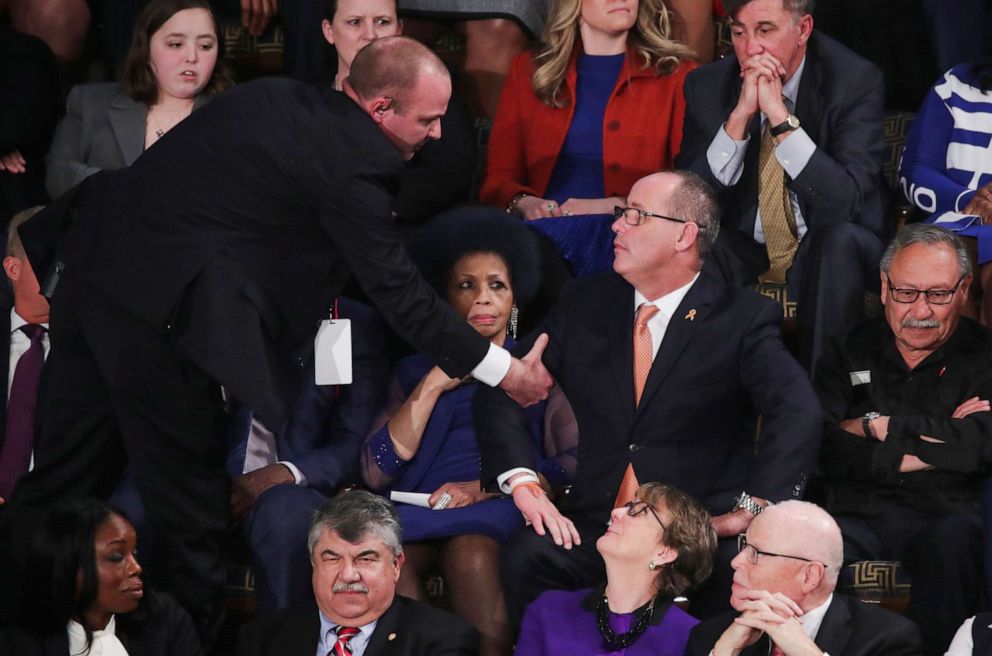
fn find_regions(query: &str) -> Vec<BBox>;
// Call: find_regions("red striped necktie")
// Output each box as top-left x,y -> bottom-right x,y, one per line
331,626 -> 360,656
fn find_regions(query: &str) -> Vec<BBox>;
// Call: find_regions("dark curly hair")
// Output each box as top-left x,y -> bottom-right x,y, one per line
410,206 -> 541,307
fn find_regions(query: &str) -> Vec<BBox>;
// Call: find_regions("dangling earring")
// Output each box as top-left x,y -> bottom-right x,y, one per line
508,305 -> 519,339
648,560 -> 657,571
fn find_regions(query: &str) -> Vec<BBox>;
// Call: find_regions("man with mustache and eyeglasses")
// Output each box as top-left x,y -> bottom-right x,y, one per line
812,223 -> 992,656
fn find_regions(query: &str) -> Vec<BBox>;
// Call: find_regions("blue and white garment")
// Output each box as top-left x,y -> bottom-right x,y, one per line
900,63 -> 992,263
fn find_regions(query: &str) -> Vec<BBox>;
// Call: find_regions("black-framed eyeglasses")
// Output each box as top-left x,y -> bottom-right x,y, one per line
613,205 -> 688,227
737,534 -> 822,566
624,500 -> 668,530
885,274 -> 965,305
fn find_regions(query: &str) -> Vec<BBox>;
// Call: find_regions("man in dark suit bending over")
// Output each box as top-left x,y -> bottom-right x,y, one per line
1,36 -> 551,643
476,171 -> 822,623
685,501 -> 921,656
239,490 -> 478,656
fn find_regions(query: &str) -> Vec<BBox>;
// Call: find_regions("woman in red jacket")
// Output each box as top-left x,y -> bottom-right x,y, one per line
481,0 -> 695,277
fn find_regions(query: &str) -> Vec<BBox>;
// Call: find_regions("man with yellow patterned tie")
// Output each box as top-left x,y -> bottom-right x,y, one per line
476,171 -> 821,629
676,0 -> 887,373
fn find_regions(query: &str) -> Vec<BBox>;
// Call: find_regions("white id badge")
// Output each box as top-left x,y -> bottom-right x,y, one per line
314,319 -> 352,385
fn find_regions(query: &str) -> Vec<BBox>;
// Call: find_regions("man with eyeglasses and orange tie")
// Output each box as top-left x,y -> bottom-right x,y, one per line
812,223 -> 992,656
476,170 -> 821,627
686,501 -> 920,656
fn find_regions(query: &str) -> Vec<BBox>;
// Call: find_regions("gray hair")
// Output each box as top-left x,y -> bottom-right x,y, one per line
879,223 -> 972,277
724,0 -> 815,22
669,170 -> 720,258
307,490 -> 403,558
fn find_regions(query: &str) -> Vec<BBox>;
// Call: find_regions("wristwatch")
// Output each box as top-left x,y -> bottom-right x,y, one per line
862,411 -> 881,438
769,113 -> 800,137
731,491 -> 764,516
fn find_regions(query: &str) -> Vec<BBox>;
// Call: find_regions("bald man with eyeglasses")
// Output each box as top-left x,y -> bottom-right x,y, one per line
812,223 -> 992,655
686,501 -> 920,656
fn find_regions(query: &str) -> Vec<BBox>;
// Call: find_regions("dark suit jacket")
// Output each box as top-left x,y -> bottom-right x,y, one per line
675,32 -> 888,241
685,594 -> 922,656
25,79 -> 491,430
44,83 -> 209,199
237,595 -> 479,656
476,269 -> 822,524
0,590 -> 200,656
0,25 -> 59,223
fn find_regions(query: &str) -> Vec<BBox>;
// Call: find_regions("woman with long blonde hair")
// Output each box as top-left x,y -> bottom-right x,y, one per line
481,0 -> 695,278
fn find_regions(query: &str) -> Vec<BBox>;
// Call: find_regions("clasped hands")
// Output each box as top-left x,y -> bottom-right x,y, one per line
713,591 -> 822,656
726,52 -> 791,141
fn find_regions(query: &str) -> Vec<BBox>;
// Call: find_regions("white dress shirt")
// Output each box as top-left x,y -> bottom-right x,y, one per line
705,57 -> 815,243
497,274 -> 700,494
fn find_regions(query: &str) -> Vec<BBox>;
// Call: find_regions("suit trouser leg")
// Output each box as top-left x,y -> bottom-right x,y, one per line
902,513 -> 983,656
247,484 -> 328,612
500,515 -> 605,631
5,277 -> 229,647
835,509 -> 983,656
788,222 -> 884,374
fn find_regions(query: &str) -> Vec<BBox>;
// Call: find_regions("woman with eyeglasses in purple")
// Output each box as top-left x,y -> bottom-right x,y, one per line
514,482 -> 717,656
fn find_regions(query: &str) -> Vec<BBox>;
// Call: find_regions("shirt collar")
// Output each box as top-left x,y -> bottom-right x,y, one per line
633,273 -> 700,317
10,308 -> 48,333
797,593 -> 832,639
318,611 -> 378,653
781,56 -> 806,111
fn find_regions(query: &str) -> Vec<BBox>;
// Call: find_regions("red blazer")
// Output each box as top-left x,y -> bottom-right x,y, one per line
481,46 -> 696,208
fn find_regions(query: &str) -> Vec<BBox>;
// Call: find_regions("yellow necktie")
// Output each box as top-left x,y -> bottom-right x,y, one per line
757,125 -> 799,282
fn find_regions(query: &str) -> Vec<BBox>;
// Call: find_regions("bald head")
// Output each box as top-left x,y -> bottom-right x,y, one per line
347,35 -> 449,112
758,501 -> 844,584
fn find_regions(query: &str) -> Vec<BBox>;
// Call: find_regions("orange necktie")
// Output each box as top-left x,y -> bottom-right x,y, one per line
633,303 -> 659,407
614,463 -> 640,508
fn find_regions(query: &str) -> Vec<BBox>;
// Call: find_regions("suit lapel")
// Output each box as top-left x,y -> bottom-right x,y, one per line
365,596 -> 404,655
0,308 -> 11,448
793,38 -> 823,138
108,93 -> 148,166
634,274 -> 719,417
608,281 -> 637,424
812,597 -> 853,656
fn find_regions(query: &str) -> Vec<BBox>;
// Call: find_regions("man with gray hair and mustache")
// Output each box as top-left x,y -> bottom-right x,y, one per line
239,490 -> 478,655
812,223 -> 992,655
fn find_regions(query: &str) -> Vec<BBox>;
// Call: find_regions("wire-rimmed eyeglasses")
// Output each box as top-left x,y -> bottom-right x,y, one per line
736,533 -> 824,566
623,500 -> 668,530
885,274 -> 965,305
613,205 -> 688,227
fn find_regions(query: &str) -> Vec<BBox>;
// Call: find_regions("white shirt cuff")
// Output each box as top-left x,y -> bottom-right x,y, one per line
471,342 -> 511,387
707,125 -> 749,186
277,461 -> 306,485
497,468 -> 540,494
775,127 -> 816,180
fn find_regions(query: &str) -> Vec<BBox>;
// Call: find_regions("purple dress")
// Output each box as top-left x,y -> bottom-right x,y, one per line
515,588 -> 699,656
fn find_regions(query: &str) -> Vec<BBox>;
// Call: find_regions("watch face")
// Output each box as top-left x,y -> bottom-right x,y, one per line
787,115 -> 800,128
